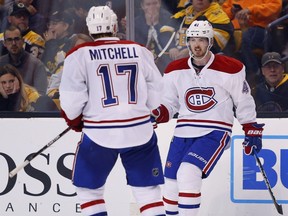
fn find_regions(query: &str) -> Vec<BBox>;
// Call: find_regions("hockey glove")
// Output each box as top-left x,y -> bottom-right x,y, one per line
151,104 -> 170,124
242,123 -> 265,155
61,110 -> 83,132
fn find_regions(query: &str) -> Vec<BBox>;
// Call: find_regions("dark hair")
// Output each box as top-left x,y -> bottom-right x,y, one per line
3,25 -> 22,39
0,64 -> 31,111
0,64 -> 23,81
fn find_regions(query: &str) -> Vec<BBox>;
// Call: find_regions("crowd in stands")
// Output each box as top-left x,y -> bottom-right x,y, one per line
0,0 -> 287,113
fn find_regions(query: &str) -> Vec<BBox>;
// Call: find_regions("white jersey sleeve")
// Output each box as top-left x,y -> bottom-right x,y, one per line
59,37 -> 163,148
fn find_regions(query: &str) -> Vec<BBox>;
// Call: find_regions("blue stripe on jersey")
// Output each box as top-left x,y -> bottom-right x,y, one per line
176,124 -> 232,133
84,119 -> 151,129
90,212 -> 108,216
178,203 -> 200,209
166,210 -> 179,215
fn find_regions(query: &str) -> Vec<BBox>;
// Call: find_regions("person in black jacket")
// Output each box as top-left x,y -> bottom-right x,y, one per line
252,52 -> 288,112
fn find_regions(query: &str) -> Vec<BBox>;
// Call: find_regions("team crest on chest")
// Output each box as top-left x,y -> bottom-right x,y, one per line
185,87 -> 217,112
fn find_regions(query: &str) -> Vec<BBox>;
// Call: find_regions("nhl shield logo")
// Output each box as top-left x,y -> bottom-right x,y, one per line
152,168 -> 159,177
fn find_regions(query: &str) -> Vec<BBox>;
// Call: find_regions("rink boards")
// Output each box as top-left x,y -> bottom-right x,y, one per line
0,117 -> 287,216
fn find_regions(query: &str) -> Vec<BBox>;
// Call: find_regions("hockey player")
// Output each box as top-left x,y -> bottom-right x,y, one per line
151,20 -> 264,215
59,5 -> 166,216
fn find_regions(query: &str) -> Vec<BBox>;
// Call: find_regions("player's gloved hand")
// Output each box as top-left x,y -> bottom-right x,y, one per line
61,110 -> 83,132
151,104 -> 170,124
242,123 -> 265,155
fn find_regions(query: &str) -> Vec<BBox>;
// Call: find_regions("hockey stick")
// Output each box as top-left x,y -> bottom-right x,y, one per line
254,150 -> 283,215
154,31 -> 176,61
9,126 -> 71,178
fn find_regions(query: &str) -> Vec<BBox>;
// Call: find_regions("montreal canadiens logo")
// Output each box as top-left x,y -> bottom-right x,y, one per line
185,87 -> 217,112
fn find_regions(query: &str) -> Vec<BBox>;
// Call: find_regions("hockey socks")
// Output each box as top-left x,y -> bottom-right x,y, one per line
76,186 -> 107,216
132,185 -> 166,216
163,163 -> 203,216
177,163 -> 202,216
80,199 -> 107,216
163,191 -> 201,216
178,191 -> 201,215
163,178 -> 179,215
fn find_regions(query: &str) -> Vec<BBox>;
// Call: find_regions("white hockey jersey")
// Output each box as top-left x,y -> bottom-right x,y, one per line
59,37 -> 162,148
161,52 -> 257,138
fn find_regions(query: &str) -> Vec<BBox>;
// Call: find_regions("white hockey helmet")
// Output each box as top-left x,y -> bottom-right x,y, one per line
86,5 -> 118,35
186,20 -> 214,48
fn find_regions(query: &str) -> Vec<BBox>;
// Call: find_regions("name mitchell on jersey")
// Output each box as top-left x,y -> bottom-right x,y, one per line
89,46 -> 139,60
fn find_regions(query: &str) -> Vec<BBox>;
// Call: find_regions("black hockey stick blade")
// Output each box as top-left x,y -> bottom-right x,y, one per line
9,126 -> 71,178
254,150 -> 283,215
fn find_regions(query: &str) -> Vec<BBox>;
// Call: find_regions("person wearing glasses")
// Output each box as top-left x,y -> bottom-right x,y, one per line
0,25 -> 47,95
251,52 -> 288,112
0,2 -> 45,59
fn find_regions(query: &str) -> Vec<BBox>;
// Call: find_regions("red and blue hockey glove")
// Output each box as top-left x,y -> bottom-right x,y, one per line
61,110 -> 83,132
151,104 -> 170,124
242,123 -> 265,155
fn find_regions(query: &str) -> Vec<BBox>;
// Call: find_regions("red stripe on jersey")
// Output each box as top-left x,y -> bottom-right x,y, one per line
66,39 -> 144,57
208,54 -> 243,74
83,114 -> 150,124
179,192 -> 201,198
140,201 -> 164,212
203,132 -> 228,174
163,197 -> 178,205
177,119 -> 233,127
164,57 -> 190,74
80,199 -> 105,209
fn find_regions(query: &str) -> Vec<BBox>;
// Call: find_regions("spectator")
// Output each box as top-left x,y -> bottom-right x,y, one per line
70,0 -> 96,36
222,0 -> 282,84
169,0 -> 233,60
0,2 -> 45,59
15,0 -> 46,35
0,25 -> 48,95
47,34 -> 93,110
133,0 -> 177,74
252,52 -> 288,112
42,9 -> 92,76
0,63 -> 38,111
0,64 -> 58,112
